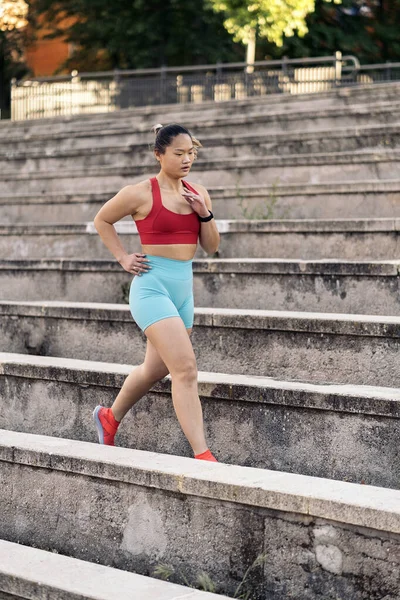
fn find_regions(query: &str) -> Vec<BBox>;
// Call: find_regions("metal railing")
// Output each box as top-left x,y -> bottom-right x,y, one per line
9,53 -> 400,121
343,61 -> 400,86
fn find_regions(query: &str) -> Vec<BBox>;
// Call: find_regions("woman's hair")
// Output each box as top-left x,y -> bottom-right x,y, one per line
152,123 -> 202,157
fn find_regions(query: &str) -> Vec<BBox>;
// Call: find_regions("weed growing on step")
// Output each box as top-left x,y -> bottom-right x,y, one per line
153,552 -> 268,599
122,282 -> 130,304
235,180 -> 290,220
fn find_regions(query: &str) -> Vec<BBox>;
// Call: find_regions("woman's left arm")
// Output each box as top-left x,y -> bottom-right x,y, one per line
182,185 -> 220,255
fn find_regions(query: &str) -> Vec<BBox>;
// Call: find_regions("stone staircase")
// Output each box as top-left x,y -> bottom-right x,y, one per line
1,82 -> 400,599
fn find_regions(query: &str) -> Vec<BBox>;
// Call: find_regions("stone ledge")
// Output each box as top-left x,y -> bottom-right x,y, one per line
1,352 -> 399,419
0,540 -> 229,600
1,218 -> 400,235
2,95 -> 400,141
1,301 -> 400,337
2,122 -> 400,160
1,180 -> 399,205
0,258 -> 399,276
0,150 -> 399,182
1,79 -> 400,131
1,429 -> 400,534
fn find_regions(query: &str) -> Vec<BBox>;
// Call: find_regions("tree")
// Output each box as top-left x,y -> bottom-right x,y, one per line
27,0 -> 243,72
206,0 -> 341,63
260,0 -> 400,64
0,0 -> 30,118
0,0 -> 28,31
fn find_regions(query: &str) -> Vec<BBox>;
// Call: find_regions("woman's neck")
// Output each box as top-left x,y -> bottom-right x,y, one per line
156,172 -> 184,193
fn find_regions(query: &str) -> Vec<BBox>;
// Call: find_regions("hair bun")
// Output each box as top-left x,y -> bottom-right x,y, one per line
152,123 -> 163,135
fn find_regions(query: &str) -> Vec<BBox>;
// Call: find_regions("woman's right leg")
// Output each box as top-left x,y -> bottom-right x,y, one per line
93,338 -> 170,445
111,339 -> 170,422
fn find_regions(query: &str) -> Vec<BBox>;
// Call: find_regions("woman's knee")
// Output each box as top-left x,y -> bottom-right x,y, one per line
170,358 -> 197,383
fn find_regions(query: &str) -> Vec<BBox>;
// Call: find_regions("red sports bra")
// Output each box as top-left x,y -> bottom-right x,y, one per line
135,177 -> 200,245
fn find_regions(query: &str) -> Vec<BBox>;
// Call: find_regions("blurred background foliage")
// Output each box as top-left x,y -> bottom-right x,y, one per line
0,0 -> 398,117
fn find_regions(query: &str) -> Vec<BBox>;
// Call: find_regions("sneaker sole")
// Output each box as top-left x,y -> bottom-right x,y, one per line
93,406 -> 104,444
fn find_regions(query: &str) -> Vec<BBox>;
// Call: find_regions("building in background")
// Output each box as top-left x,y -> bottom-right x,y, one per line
25,13 -> 74,76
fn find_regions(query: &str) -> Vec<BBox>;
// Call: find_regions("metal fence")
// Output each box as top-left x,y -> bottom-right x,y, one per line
344,61 -> 400,86
9,53 -> 400,121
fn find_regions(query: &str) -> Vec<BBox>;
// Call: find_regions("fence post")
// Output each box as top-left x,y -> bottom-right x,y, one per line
282,55 -> 288,78
10,78 -> 17,120
160,65 -> 167,104
216,61 -> 222,83
71,70 -> 79,115
113,68 -> 121,109
385,60 -> 391,83
334,51 -> 342,86
215,62 -> 222,101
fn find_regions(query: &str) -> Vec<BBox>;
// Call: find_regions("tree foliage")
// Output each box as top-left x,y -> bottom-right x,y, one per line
0,0 -> 28,31
206,0 -> 340,47
0,0 -> 29,117
27,0 -> 243,72
258,0 -> 400,64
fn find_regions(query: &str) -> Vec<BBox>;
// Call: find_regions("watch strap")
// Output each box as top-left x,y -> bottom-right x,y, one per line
198,210 -> 214,222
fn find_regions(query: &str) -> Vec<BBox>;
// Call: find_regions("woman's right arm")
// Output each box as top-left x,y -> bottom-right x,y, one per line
93,184 -> 150,275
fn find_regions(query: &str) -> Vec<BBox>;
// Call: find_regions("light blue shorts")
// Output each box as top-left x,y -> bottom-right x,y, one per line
129,255 -> 194,332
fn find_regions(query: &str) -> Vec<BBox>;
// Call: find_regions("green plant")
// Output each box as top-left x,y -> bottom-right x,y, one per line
121,282 -> 130,304
235,179 -> 290,220
153,552 -> 268,599
233,553 -> 268,599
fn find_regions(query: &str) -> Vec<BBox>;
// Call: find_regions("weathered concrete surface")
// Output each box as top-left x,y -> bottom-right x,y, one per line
0,541 -> 232,600
0,191 -> 112,224
1,181 -> 400,223
1,151 -> 399,194
2,125 -> 400,176
2,84 -> 400,140
2,77 -> 400,600
1,258 -> 400,316
1,301 -> 400,387
1,430 -> 400,600
1,352 -> 399,488
192,151 -> 400,187
2,219 -> 400,260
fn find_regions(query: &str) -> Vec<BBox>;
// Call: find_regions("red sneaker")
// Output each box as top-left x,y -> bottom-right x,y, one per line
194,449 -> 218,462
93,406 -> 119,446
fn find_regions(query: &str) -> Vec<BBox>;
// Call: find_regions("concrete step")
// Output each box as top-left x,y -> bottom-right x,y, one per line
1,181 -> 400,223
0,540 -> 230,600
1,301 -> 400,387
1,352 -> 399,488
1,258 -> 400,316
1,150 -> 398,194
1,219 -> 400,260
2,124 -> 400,174
5,81 -> 399,129
1,429 -> 400,599
2,82 -> 400,138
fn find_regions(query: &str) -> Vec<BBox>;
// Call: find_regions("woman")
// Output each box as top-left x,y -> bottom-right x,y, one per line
92,123 -> 220,462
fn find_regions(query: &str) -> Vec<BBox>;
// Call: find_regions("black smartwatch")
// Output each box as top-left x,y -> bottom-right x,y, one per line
198,210 -> 214,222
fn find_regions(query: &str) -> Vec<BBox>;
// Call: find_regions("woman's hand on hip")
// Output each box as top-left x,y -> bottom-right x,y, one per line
119,253 -> 151,275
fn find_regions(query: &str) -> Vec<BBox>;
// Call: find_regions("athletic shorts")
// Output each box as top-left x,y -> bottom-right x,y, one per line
129,255 -> 194,332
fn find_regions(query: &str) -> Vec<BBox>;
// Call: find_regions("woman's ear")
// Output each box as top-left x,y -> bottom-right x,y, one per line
154,150 -> 161,163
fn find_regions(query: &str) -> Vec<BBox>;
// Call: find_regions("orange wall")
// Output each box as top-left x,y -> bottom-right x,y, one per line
25,38 -> 70,76
25,13 -> 76,76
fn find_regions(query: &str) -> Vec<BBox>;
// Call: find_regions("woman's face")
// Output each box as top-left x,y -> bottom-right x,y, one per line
156,134 -> 195,177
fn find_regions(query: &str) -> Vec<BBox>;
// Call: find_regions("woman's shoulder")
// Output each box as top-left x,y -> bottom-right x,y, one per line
123,178 -> 152,193
117,179 -> 152,201
184,180 -> 208,195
